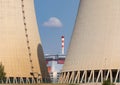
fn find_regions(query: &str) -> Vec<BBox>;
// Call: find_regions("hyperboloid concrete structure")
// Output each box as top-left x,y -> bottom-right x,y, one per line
59,0 -> 120,85
0,0 -> 49,84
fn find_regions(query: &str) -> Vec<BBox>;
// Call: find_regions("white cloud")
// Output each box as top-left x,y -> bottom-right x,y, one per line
43,17 -> 63,28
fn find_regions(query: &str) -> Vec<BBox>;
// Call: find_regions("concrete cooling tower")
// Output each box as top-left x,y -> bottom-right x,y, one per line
0,0 -> 49,84
59,0 -> 120,85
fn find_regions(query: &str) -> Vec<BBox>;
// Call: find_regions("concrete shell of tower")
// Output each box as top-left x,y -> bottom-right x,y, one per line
0,0 -> 48,80
59,0 -> 120,84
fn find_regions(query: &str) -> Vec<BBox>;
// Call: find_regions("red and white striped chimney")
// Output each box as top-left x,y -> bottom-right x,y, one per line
61,36 -> 64,55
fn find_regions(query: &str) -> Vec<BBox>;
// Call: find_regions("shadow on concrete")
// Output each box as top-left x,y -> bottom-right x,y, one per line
37,44 -> 50,83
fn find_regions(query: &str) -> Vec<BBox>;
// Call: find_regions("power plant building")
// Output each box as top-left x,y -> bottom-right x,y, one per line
45,54 -> 65,83
59,0 -> 120,85
0,0 -> 48,84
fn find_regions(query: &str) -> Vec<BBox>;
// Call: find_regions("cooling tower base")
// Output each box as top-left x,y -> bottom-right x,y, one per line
0,77 -> 42,84
59,69 -> 120,84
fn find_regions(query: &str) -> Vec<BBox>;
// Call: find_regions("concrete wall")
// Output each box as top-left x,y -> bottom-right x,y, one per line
63,0 -> 120,72
0,0 -> 44,78
60,0 -> 120,84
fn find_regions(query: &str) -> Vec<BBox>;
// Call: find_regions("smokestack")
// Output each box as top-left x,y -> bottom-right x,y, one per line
61,36 -> 64,55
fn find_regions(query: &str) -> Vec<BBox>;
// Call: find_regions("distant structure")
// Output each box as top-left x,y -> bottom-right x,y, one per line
59,0 -> 120,85
0,0 -> 48,84
61,36 -> 65,55
45,54 -> 65,83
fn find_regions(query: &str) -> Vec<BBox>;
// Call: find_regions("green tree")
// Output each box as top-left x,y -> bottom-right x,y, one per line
0,63 -> 6,80
102,79 -> 115,85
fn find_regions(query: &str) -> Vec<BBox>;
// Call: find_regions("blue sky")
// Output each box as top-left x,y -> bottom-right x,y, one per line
34,0 -> 80,55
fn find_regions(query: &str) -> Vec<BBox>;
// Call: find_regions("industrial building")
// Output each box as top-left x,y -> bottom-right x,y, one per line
59,0 -> 120,85
45,54 -> 65,83
0,0 -> 48,84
